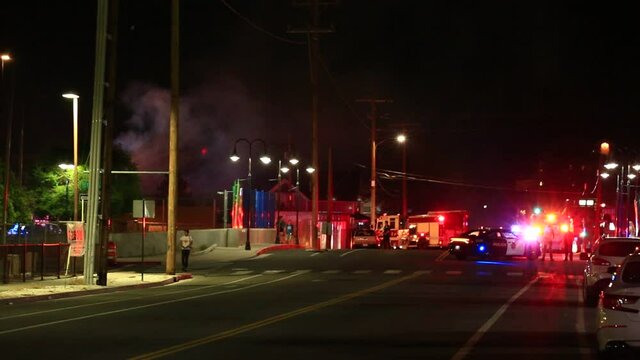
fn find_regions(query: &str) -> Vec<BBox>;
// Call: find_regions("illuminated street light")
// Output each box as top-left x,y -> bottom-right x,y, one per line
229,138 -> 269,250
371,134 -> 407,226
601,172 -> 610,179
1,53 -> 11,75
306,166 -> 315,174
62,92 -> 80,221
604,161 -> 619,170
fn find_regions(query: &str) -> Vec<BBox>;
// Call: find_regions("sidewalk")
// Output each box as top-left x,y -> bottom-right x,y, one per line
0,243 -> 305,304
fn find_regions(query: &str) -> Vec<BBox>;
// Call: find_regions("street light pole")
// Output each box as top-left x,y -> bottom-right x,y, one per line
230,138 -> 270,250
1,53 -> 14,244
63,93 -> 79,221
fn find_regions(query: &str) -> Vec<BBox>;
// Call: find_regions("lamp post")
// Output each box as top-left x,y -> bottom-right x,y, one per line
62,93 -> 79,221
1,53 -> 11,77
601,160 -> 640,237
397,134 -> 407,220
1,52 -> 13,244
230,138 -> 271,250
371,133 -> 408,228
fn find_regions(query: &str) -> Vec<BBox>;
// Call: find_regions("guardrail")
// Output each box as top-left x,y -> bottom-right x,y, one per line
0,243 -> 80,284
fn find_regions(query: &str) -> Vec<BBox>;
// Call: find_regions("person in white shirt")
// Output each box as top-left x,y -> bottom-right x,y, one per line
180,229 -> 194,271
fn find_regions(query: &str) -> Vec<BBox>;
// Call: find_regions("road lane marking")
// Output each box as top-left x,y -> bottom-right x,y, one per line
230,270 -> 253,276
0,275 -> 263,321
248,253 -> 272,260
262,270 -> 285,274
128,271 -> 426,360
450,276 -> 540,360
384,270 -> 402,275
436,251 -> 450,262
446,270 -> 463,276
0,272 -> 305,335
340,249 -> 364,257
322,270 -> 340,274
310,252 -> 321,257
353,270 -> 371,274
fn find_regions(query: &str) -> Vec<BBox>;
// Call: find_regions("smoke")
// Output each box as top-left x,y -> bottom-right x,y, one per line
116,76 -> 278,197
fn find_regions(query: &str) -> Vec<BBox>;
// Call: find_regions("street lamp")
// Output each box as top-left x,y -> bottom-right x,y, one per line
289,162 -> 314,245
230,138 -> 271,250
396,134 -> 408,220
62,93 -> 79,221
601,159 -> 640,237
1,53 -> 11,77
371,134 -> 408,227
1,52 -> 13,244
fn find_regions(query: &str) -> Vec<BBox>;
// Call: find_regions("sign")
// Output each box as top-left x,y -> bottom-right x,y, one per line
133,200 -> 155,218
67,222 -> 85,257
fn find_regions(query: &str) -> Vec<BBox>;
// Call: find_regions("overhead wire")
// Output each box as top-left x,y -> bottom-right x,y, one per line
219,0 -> 305,45
355,163 -> 584,195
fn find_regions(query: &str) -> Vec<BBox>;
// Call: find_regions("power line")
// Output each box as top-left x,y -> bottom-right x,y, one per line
219,0 -> 305,45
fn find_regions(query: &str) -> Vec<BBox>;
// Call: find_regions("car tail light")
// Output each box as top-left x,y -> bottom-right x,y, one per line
592,257 -> 611,266
601,292 -> 640,313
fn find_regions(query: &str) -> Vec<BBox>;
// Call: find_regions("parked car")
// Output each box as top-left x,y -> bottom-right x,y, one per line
351,229 -> 379,248
448,228 -> 540,260
596,252 -> 640,355
583,236 -> 640,307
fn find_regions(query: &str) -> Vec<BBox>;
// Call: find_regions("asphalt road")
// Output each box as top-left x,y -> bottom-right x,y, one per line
0,249 -> 601,359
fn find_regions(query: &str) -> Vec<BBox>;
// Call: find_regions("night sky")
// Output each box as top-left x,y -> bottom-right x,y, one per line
1,1 -> 639,223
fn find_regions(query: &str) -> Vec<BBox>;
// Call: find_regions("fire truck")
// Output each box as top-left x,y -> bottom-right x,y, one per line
376,210 -> 469,249
404,210 -> 469,249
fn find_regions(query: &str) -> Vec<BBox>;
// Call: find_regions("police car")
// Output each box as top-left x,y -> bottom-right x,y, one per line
449,228 -> 541,260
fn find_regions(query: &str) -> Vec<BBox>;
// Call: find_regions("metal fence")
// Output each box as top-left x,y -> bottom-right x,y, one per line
0,243 -> 84,284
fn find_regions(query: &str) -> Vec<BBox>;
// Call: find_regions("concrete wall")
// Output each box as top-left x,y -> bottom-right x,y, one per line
110,229 -> 277,258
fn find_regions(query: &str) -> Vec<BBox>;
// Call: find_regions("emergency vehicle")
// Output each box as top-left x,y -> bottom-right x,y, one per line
375,214 -> 403,248
404,210 -> 469,249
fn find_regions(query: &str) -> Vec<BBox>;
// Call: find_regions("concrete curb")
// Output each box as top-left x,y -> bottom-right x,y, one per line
0,273 -> 193,305
255,244 -> 306,256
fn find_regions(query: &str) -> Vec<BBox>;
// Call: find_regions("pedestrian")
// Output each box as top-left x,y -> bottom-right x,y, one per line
180,229 -> 194,271
541,224 -> 555,261
563,230 -> 574,261
382,221 -> 392,249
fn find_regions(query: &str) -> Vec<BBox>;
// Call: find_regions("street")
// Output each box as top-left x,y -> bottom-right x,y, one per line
1,249 -> 598,359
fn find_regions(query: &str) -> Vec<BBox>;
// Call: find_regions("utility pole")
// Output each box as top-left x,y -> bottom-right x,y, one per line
166,0 -> 179,275
356,99 -> 392,229
85,0 -> 108,285
97,0 -> 118,286
289,0 -> 334,249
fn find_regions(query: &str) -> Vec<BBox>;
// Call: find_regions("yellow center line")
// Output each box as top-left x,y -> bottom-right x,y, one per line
436,250 -> 450,262
129,271 -> 425,360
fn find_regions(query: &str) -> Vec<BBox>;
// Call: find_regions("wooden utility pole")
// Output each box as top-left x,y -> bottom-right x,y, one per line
166,0 -> 179,275
97,0 -> 118,286
356,99 -> 392,229
289,0 -> 334,249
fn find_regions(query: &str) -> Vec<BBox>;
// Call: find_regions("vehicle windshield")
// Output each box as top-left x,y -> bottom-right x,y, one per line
355,229 -> 375,236
598,242 -> 640,257
622,262 -> 640,284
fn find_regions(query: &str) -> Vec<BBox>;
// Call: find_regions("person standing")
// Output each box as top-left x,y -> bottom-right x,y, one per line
541,224 -> 555,261
180,229 -> 194,271
382,221 -> 392,249
563,230 -> 574,261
